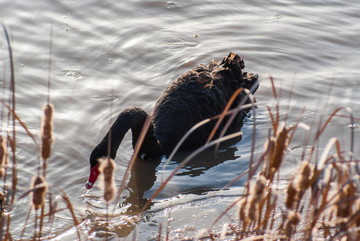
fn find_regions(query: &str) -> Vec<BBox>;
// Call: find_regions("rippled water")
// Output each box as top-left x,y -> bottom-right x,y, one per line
1,0 -> 360,240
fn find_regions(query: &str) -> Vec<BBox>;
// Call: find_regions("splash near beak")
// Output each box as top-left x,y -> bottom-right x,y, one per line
85,163 -> 100,189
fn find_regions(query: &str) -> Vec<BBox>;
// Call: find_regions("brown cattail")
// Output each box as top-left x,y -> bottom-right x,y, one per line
31,175 -> 47,210
285,211 -> 301,236
262,124 -> 291,181
285,182 -> 298,210
336,181 -> 356,219
238,198 -> 247,223
41,104 -> 54,160
247,176 -> 267,222
0,136 -> 7,178
296,161 -> 313,192
285,161 -> 313,210
98,157 -> 116,202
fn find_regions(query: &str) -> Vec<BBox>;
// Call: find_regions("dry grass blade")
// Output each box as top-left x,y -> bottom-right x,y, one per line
269,76 -> 279,133
163,101 -> 257,171
266,106 -> 276,134
60,189 -> 81,241
308,107 -> 344,162
141,131 -> 243,213
19,208 -> 32,240
0,137 -> 6,178
211,196 -> 244,228
2,23 -> 17,209
0,100 -> 39,147
206,87 -> 245,143
112,113 -> 154,212
317,137 -> 341,171
216,89 -> 257,171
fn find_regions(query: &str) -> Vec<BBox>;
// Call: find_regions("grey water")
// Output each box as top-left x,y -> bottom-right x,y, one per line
1,0 -> 360,239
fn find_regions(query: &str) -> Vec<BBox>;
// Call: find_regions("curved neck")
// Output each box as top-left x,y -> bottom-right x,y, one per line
89,107 -> 161,167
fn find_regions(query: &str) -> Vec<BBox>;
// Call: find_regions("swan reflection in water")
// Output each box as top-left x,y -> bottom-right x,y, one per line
122,136 -> 244,214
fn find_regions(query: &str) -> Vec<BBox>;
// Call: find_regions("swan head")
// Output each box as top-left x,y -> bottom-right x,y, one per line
85,146 -> 105,189
85,162 -> 100,189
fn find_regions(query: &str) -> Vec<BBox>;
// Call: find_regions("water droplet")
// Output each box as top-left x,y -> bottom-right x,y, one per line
108,58 -> 113,64
21,64 -> 24,67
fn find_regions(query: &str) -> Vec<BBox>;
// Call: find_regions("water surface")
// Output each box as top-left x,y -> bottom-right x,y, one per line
1,0 -> 360,239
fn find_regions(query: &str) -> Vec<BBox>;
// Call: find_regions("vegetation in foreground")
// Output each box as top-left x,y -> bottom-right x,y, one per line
1,25 -> 359,240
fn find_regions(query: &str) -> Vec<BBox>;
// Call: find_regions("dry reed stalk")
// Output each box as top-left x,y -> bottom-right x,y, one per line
2,24 -> 18,219
113,113 -> 154,212
142,131 -> 243,213
206,87 -> 245,143
98,157 -> 116,202
31,175 -> 47,210
60,190 -> 82,241
0,136 -> 6,178
41,103 -> 54,162
0,100 -> 39,146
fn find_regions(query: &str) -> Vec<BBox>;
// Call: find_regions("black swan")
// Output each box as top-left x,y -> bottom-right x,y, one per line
86,52 -> 259,189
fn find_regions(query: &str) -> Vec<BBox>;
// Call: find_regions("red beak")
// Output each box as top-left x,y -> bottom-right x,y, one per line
85,163 -> 100,189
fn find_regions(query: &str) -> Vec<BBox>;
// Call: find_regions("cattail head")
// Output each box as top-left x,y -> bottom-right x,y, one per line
287,210 -> 301,226
285,210 -> 301,236
296,161 -> 313,192
336,181 -> 356,218
238,198 -> 247,223
31,175 -> 47,210
246,176 -> 267,222
262,124 -> 291,181
251,175 -> 267,199
41,103 -> 54,160
285,161 -> 313,210
285,182 -> 298,210
98,157 -> 116,202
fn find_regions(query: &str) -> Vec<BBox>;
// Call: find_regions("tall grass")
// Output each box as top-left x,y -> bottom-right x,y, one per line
1,24 -> 83,240
188,79 -> 360,240
1,24 -> 359,240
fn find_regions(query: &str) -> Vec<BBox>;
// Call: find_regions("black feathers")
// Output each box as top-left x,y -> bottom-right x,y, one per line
89,52 -> 259,167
